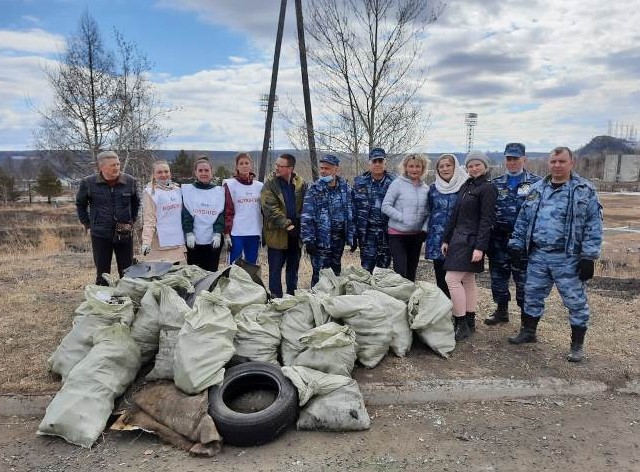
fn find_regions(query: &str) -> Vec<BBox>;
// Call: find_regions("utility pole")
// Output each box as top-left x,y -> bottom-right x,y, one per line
295,0 -> 318,180
259,0 -> 318,181
259,0 -> 287,181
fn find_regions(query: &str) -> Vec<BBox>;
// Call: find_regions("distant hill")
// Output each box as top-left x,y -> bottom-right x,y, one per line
576,136 -> 636,157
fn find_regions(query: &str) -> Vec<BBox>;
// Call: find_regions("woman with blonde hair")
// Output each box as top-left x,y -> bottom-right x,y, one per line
223,152 -> 264,264
441,150 -> 497,341
140,160 -> 186,263
381,153 -> 430,281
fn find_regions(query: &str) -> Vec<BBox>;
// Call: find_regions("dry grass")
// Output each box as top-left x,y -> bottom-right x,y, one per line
0,195 -> 638,394
0,236 -> 93,393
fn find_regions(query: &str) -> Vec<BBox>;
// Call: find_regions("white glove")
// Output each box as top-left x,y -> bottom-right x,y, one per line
141,244 -> 151,256
186,232 -> 196,249
224,234 -> 232,251
212,233 -> 222,249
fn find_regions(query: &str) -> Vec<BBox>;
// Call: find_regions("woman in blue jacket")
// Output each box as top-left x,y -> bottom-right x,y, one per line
424,153 -> 468,298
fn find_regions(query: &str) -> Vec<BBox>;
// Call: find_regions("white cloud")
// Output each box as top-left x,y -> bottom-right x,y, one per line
156,60 -> 305,150
1,1 -> 639,152
229,56 -> 248,64
0,28 -> 64,54
21,15 -> 41,26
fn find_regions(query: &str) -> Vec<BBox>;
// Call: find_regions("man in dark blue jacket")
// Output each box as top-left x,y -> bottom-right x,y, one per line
486,143 -> 541,325
76,151 -> 140,285
353,147 -> 395,272
301,154 -> 355,286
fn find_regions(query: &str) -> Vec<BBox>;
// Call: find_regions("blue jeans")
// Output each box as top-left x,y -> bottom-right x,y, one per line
267,237 -> 301,298
229,235 -> 261,265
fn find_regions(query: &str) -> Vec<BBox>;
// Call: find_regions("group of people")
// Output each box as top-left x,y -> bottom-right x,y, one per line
76,143 -> 603,363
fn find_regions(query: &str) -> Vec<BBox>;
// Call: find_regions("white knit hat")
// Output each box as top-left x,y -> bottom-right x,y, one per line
464,150 -> 490,169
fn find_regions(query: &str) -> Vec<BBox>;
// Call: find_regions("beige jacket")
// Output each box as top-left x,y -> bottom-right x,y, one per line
141,187 -> 186,263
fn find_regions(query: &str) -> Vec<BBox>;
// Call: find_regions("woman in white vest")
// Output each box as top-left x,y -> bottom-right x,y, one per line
181,156 -> 225,271
140,160 -> 186,263
223,152 -> 264,264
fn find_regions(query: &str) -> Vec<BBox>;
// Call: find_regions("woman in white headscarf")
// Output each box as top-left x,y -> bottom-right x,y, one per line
424,153 -> 468,298
140,160 -> 186,263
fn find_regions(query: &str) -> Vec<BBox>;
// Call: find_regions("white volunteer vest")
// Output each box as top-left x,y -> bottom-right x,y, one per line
224,178 -> 264,236
145,185 -> 184,247
181,184 -> 225,244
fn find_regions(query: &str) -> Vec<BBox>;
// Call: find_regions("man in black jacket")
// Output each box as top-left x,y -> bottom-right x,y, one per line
76,151 -> 140,285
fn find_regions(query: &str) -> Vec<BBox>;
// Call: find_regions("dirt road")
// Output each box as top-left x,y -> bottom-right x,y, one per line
2,391 -> 638,472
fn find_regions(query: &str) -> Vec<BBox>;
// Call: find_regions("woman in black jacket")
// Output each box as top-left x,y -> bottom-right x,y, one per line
441,150 -> 497,341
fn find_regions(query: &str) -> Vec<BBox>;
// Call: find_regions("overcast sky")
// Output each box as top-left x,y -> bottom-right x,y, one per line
0,0 -> 638,153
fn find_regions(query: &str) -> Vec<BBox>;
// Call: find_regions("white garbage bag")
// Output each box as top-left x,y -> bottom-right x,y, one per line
312,268 -> 348,296
211,265 -> 268,315
321,294 -> 391,368
279,292 -> 329,365
37,323 -> 141,448
293,322 -> 357,376
362,289 -> 412,357
233,304 -> 282,364
47,285 -> 134,381
131,283 -> 189,364
370,267 -> 416,301
173,291 -> 237,394
281,366 -> 370,431
408,281 -> 455,358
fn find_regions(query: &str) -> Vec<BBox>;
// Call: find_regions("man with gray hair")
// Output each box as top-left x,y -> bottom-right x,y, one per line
76,151 -> 140,285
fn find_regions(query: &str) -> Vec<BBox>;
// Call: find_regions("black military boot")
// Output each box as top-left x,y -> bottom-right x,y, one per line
465,312 -> 476,332
454,316 -> 471,342
567,325 -> 587,363
485,302 -> 509,325
508,313 -> 539,344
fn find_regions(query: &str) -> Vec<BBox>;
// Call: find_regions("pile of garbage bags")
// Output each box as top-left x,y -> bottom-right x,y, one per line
37,262 -> 454,452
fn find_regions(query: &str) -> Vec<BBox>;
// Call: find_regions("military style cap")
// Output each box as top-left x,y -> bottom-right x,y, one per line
320,154 -> 340,166
369,147 -> 386,160
504,143 -> 525,158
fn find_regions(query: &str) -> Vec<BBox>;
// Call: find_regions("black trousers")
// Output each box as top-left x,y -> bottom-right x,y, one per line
433,258 -> 451,299
91,235 -> 133,285
186,244 -> 222,272
388,233 -> 424,282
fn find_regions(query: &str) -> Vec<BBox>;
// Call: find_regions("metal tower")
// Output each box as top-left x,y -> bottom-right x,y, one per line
260,93 -> 279,170
464,113 -> 478,152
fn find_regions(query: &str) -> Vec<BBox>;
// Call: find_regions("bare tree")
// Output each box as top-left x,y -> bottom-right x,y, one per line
34,12 -> 170,180
289,0 -> 442,170
111,31 -> 170,178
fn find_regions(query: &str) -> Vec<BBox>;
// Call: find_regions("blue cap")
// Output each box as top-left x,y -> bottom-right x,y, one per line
320,154 -> 340,166
369,147 -> 386,160
504,143 -> 525,158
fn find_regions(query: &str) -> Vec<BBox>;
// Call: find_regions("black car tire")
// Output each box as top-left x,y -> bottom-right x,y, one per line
208,361 -> 298,447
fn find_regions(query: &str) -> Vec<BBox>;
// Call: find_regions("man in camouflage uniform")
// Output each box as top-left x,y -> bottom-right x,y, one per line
301,154 -> 356,286
507,146 -> 603,363
485,143 -> 541,325
352,147 -> 395,272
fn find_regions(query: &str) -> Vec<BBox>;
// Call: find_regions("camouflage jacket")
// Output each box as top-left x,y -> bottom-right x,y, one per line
424,184 -> 459,261
301,176 -> 355,248
509,172 -> 603,260
491,170 -> 541,235
352,171 -> 395,244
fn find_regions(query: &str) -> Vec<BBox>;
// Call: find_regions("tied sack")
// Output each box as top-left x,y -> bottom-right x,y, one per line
173,291 -> 237,394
